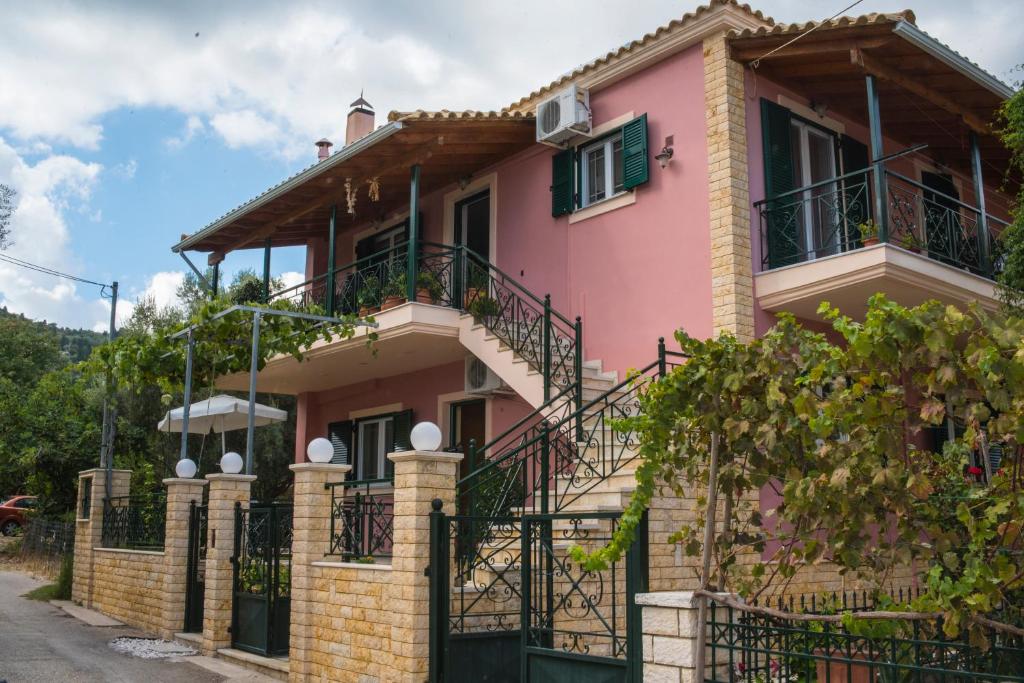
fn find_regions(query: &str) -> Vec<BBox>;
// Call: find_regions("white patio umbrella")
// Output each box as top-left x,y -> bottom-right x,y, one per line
157,394 -> 287,455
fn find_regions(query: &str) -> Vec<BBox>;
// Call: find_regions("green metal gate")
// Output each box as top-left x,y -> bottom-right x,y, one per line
231,502 -> 292,657
429,505 -> 647,683
183,501 -> 207,633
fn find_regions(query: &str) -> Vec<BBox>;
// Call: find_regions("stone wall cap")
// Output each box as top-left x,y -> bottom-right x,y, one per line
635,591 -> 738,608
79,468 -> 132,476
205,473 -> 258,482
311,560 -> 394,571
289,462 -> 352,474
93,547 -> 165,557
162,477 -> 210,486
387,450 -> 464,464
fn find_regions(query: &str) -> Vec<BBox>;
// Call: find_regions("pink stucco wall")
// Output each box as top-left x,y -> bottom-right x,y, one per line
295,361 -> 533,463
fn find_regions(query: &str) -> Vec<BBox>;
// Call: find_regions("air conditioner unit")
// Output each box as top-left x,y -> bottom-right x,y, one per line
464,355 -> 511,395
535,85 -> 591,145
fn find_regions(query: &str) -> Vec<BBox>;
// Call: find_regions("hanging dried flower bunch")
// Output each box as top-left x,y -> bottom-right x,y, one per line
344,177 -> 357,215
367,177 -> 381,202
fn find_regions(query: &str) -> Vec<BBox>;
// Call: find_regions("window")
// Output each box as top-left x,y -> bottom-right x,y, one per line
550,114 -> 648,217
789,119 -> 839,259
357,416 -> 394,481
581,133 -> 625,207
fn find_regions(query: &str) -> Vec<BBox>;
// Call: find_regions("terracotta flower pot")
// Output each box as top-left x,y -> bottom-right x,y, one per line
862,237 -> 880,246
380,295 -> 405,311
358,305 -> 371,317
415,288 -> 434,304
464,287 -> 481,309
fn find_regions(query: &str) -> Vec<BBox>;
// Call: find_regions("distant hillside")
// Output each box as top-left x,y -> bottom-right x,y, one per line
0,307 -> 107,364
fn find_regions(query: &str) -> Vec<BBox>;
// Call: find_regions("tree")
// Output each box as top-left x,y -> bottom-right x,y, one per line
0,309 -> 65,386
583,296 -> 1024,641
0,184 -> 15,249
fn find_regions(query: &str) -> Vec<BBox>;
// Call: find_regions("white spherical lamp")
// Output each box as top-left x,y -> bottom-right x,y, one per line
220,451 -> 244,475
410,421 -> 443,452
175,458 -> 197,479
307,437 -> 334,464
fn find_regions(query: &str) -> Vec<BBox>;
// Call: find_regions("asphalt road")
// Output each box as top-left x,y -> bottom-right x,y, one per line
0,570 -> 224,683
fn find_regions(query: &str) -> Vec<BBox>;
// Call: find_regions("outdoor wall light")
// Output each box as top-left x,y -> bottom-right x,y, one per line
307,437 -> 334,463
175,458 -> 198,479
655,135 -> 674,169
410,421 -> 443,451
220,451 -> 243,474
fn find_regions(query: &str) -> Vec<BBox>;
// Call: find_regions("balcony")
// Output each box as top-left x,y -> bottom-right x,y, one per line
755,167 -> 1007,320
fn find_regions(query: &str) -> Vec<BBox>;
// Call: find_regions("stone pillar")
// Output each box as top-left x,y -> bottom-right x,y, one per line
704,31 -> 754,342
637,591 -> 734,683
386,450 -> 463,683
72,468 -> 131,607
160,477 -> 208,639
288,462 -> 350,682
201,473 -> 255,655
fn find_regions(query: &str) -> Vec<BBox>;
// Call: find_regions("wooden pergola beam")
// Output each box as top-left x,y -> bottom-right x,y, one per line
221,137 -> 443,253
730,36 -> 892,63
851,48 -> 991,135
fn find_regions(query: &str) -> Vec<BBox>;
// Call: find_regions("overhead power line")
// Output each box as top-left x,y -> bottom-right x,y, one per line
0,251 -> 112,294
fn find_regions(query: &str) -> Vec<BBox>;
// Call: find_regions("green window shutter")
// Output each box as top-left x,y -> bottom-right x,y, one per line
327,420 -> 354,469
550,149 -> 574,217
621,113 -> 649,190
386,409 -> 414,479
839,135 -> 871,248
760,99 -> 799,268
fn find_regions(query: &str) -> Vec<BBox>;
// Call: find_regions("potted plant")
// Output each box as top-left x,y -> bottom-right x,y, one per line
858,219 -> 880,246
464,267 -> 489,309
467,293 -> 500,321
381,269 -> 407,310
416,270 -> 444,304
357,274 -> 381,317
896,231 -> 920,253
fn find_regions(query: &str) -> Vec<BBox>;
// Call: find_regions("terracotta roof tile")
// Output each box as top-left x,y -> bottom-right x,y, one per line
387,109 -> 534,122
728,9 -> 915,40
504,0 -> 774,112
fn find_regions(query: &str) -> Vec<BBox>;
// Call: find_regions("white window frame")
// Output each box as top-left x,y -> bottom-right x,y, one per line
790,119 -> 838,259
579,132 -> 625,209
356,415 -> 393,481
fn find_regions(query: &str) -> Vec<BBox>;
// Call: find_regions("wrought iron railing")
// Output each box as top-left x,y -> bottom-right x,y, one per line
457,340 -> 686,519
101,494 -> 167,550
269,241 -> 582,406
757,166 -> 1006,279
327,478 -> 394,560
706,597 -> 1024,682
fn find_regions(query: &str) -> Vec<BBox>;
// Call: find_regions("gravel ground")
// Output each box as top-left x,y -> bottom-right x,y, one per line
0,570 -> 224,683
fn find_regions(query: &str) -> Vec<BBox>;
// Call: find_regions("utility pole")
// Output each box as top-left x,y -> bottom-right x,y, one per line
100,281 -> 119,500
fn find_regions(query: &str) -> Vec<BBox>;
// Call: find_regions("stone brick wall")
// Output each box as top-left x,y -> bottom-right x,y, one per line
301,561 -> 395,681
90,548 -> 168,634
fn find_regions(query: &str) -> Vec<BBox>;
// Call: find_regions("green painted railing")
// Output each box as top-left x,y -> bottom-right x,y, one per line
101,493 -> 167,550
326,478 -> 394,561
757,166 -> 1009,278
706,596 -> 1024,682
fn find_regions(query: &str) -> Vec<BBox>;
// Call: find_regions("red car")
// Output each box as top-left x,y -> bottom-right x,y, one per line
0,496 -> 37,536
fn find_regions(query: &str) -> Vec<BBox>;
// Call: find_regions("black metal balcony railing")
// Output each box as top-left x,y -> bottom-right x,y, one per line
270,241 -> 582,403
327,479 -> 394,561
101,494 -> 167,550
757,167 -> 1007,279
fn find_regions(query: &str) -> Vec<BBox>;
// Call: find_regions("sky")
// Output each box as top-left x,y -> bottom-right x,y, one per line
0,0 -> 1019,332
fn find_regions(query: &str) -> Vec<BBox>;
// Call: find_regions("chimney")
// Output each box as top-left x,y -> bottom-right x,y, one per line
345,91 -> 375,145
315,138 -> 333,161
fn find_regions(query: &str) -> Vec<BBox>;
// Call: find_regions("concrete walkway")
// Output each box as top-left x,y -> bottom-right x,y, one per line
0,571 -> 272,682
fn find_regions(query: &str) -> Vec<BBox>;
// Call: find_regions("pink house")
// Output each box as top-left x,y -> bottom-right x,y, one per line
168,1 -> 1014,668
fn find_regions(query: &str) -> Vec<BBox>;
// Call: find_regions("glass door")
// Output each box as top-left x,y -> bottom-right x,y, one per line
791,120 -> 839,259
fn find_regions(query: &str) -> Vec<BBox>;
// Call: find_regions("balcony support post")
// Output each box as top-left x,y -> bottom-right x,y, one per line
865,74 -> 889,242
211,262 -> 220,298
261,237 -> 272,303
326,204 -> 337,315
970,131 -> 992,275
407,164 -> 421,301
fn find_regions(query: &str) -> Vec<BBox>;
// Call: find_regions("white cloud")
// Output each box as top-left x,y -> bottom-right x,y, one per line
111,159 -> 137,180
165,115 -> 205,150
0,138 -> 108,329
277,271 -> 306,293
210,111 -> 284,151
